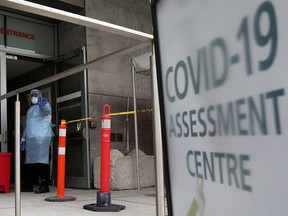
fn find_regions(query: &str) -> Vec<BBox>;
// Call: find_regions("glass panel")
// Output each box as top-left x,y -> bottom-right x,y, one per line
57,53 -> 83,96
6,16 -> 54,56
55,48 -> 89,187
66,138 -> 84,177
57,98 -> 84,178
58,73 -> 81,96
57,97 -> 81,135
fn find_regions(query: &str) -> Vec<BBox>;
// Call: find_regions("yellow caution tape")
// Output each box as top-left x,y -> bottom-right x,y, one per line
65,109 -> 152,124
66,117 -> 96,124
107,109 -> 153,116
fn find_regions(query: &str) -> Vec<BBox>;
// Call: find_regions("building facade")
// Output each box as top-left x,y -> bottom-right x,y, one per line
0,0 -> 153,188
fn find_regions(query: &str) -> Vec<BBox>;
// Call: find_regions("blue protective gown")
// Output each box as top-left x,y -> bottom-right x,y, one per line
25,102 -> 53,164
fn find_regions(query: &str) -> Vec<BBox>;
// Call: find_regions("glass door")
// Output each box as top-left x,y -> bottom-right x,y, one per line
0,51 -> 7,152
53,47 -> 90,188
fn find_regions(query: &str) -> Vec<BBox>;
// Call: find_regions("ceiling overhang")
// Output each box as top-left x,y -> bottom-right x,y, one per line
0,0 -> 153,42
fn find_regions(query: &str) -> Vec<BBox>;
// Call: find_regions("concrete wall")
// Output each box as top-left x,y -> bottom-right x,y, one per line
58,21 -> 86,55
55,0 -> 154,186
85,0 -> 154,173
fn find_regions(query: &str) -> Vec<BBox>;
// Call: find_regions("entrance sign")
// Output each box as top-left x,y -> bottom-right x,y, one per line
0,14 -> 55,57
152,1 -> 288,215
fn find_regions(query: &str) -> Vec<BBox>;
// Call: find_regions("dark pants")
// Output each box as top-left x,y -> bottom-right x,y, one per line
23,163 -> 50,188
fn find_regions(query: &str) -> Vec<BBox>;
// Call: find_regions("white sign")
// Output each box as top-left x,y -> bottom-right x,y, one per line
153,0 -> 288,215
102,119 -> 111,129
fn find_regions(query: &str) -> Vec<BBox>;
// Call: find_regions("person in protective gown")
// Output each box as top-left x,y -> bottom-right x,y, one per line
21,89 -> 53,193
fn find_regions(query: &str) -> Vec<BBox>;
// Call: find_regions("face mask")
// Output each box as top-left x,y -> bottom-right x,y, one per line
31,97 -> 38,105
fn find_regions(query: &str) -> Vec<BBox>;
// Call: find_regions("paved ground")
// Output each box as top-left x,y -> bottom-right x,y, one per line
0,186 -> 160,216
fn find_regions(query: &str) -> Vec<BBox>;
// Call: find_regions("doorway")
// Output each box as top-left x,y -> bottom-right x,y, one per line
2,48 -> 90,188
4,52 -> 52,183
54,47 -> 90,188
2,52 -> 48,154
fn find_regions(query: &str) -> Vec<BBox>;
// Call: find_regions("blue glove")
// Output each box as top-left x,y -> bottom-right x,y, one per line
38,98 -> 48,107
20,139 -> 26,151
